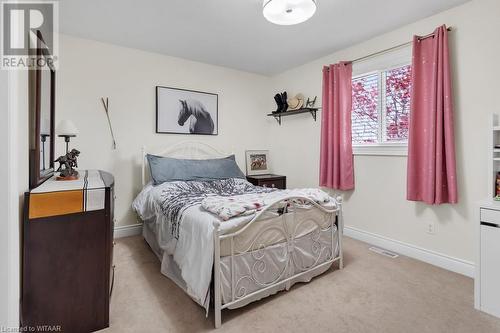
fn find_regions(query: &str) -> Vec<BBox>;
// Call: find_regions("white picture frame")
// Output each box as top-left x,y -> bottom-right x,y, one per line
245,150 -> 271,175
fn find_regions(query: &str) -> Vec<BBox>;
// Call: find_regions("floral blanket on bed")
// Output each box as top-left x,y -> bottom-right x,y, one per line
158,178 -> 275,238
201,188 -> 333,221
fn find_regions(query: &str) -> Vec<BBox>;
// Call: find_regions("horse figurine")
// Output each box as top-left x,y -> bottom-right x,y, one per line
55,149 -> 80,179
67,149 -> 80,169
177,99 -> 215,134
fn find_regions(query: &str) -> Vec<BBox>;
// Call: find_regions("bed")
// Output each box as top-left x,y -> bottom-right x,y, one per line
132,142 -> 344,328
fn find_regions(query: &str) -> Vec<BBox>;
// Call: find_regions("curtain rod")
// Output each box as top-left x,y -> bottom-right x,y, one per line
339,27 -> 453,66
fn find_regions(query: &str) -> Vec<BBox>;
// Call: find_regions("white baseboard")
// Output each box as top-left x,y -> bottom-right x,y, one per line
114,223 -> 143,238
344,226 -> 475,278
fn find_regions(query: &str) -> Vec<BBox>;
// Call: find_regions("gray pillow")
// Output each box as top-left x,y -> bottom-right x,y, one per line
147,154 -> 245,185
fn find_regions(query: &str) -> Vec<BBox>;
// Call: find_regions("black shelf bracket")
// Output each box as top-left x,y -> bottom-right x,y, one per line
273,115 -> 282,125
309,109 -> 317,121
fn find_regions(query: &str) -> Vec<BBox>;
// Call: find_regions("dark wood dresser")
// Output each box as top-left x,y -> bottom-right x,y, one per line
246,174 -> 286,189
22,170 -> 115,333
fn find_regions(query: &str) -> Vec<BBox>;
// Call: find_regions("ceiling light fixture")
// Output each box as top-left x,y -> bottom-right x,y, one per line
263,0 -> 317,26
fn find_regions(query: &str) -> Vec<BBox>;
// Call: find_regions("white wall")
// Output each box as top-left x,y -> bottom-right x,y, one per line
8,69 -> 28,330
268,0 -> 499,262
2,35 -> 29,330
1,72 -> 28,328
56,35 -> 271,228
0,57 -> 8,328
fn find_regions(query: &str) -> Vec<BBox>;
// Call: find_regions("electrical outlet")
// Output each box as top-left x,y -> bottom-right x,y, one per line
426,221 -> 436,235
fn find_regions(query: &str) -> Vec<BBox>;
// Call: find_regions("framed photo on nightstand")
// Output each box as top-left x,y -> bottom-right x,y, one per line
245,150 -> 270,175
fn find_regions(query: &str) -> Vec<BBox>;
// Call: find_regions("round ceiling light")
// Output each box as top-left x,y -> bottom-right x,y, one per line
263,0 -> 317,26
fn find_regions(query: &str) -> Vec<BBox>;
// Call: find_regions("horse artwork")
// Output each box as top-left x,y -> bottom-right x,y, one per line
177,99 -> 215,134
156,86 -> 218,135
250,154 -> 267,170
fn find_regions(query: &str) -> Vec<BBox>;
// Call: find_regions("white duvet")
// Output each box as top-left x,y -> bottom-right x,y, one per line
132,180 -> 335,311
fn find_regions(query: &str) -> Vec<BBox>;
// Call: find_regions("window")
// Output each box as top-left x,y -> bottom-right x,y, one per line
351,64 -> 412,155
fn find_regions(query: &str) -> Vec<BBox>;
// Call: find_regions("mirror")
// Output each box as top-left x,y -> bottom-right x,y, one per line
29,30 -> 55,189
39,68 -> 52,171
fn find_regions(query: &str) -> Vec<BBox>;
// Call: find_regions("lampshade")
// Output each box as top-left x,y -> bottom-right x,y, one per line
40,117 -> 51,135
263,0 -> 317,25
56,120 -> 79,137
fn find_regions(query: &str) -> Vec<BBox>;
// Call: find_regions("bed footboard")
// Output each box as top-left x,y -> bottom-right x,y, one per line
212,195 -> 344,328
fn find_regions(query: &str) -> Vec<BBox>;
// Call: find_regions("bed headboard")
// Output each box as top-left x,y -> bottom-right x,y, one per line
141,141 -> 232,186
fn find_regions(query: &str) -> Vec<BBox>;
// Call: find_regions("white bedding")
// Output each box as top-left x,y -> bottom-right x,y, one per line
132,180 -> 336,312
133,182 -> 257,309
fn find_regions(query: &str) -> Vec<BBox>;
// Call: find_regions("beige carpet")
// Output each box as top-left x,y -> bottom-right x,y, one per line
100,236 -> 500,333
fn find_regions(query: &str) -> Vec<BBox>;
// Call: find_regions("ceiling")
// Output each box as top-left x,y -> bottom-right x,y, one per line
59,0 -> 469,75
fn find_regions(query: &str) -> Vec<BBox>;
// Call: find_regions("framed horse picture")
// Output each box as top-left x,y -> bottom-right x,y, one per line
156,86 -> 218,135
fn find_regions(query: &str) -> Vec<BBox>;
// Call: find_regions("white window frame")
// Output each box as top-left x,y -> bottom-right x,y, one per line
351,45 -> 411,156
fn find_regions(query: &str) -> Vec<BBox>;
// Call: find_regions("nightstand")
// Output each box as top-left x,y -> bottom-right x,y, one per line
246,174 -> 286,189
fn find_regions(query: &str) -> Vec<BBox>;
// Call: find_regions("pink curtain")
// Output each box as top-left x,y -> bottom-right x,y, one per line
407,25 -> 458,204
319,62 -> 354,190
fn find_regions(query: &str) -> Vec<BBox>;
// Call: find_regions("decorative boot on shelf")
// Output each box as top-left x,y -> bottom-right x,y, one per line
281,91 -> 288,112
272,93 -> 283,114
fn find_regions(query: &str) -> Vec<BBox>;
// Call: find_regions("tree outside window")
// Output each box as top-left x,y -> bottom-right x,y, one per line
351,64 -> 411,146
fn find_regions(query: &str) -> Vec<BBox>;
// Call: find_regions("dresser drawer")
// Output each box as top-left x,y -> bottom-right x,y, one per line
481,208 -> 500,225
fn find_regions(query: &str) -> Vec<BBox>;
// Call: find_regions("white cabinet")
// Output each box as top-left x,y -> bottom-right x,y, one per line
480,223 -> 500,316
476,202 -> 500,318
480,209 -> 500,225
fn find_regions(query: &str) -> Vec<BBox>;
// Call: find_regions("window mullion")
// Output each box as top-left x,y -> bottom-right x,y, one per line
378,70 -> 384,144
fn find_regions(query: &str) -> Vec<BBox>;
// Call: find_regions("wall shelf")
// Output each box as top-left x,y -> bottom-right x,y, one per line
267,107 -> 320,125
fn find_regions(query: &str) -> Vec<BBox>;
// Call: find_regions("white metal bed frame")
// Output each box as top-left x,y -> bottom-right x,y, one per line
141,142 -> 343,328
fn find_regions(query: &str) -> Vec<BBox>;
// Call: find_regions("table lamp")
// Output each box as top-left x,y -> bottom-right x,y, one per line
56,120 -> 79,153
